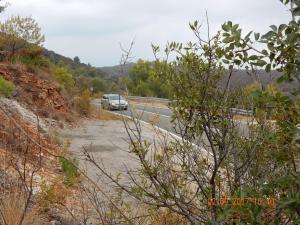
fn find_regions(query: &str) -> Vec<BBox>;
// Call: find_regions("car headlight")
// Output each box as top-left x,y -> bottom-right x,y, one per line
111,102 -> 117,106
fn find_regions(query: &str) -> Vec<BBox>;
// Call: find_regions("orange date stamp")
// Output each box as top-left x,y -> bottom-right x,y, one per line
208,197 -> 277,208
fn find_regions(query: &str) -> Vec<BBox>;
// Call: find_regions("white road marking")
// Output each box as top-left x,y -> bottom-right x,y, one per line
134,108 -> 171,118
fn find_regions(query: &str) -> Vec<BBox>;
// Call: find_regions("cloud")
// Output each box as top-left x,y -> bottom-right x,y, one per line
0,0 -> 291,66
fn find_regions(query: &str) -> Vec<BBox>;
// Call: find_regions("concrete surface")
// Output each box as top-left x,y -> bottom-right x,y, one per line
59,119 -> 165,183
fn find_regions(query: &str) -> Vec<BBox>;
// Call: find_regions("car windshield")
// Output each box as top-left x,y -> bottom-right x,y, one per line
108,95 -> 125,100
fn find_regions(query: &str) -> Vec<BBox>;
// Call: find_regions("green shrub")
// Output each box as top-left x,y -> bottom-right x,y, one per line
19,55 -> 50,69
53,67 -> 75,91
0,76 -> 15,97
90,78 -> 107,93
59,156 -> 80,186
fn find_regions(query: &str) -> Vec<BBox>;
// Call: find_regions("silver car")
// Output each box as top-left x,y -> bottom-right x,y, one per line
101,94 -> 128,110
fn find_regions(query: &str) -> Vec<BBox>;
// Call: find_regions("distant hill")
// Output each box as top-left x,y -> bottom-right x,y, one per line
43,49 -> 107,78
98,63 -> 134,77
222,70 -> 300,96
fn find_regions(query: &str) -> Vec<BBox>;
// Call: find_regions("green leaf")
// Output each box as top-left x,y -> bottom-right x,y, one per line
249,55 -> 258,61
292,6 -> 300,16
280,0 -> 290,4
222,21 -> 232,32
189,22 -> 195,31
194,20 -> 198,28
222,23 -> 229,32
270,25 -> 277,32
261,31 -> 276,40
215,48 -> 224,58
232,24 -> 239,32
253,59 -> 267,67
245,31 -> 253,40
233,59 -> 241,66
269,52 -> 276,61
267,43 -> 275,51
265,64 -> 271,72
261,49 -> 268,56
278,24 -> 287,33
223,36 -> 235,43
254,33 -> 260,41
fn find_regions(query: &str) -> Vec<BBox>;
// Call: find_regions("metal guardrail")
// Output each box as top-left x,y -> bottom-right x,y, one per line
127,96 -> 253,116
127,96 -> 170,103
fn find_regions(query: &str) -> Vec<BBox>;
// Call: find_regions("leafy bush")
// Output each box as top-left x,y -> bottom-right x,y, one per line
0,76 -> 15,97
125,59 -> 172,98
59,156 -> 80,186
53,67 -> 75,91
90,78 -> 107,93
19,55 -> 50,69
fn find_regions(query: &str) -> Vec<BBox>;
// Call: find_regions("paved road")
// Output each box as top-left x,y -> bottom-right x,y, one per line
91,99 -> 250,139
91,99 -> 175,133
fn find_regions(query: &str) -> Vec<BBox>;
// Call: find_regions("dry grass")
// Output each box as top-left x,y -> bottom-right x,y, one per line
91,107 -> 123,121
0,191 -> 35,225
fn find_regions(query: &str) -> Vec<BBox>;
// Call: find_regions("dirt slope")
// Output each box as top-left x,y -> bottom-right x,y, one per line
0,63 -> 70,116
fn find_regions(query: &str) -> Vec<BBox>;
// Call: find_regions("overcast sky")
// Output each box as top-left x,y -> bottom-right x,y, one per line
0,0 -> 292,67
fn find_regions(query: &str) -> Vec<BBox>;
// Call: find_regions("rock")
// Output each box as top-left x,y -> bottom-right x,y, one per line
0,97 -> 48,133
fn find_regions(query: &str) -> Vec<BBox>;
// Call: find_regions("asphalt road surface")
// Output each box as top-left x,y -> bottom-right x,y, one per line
91,99 -> 175,134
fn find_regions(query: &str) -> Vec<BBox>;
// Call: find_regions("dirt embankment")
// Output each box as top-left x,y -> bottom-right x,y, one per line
0,63 -> 80,224
0,63 -> 72,120
0,103 -> 65,224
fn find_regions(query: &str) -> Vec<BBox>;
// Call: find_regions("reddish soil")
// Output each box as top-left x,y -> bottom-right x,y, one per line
0,63 -> 70,116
